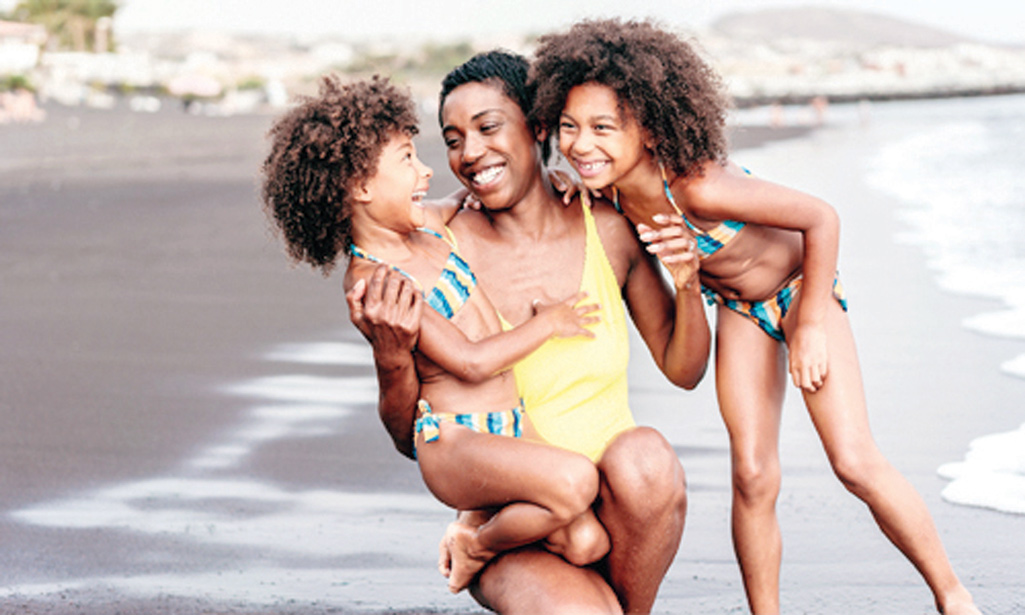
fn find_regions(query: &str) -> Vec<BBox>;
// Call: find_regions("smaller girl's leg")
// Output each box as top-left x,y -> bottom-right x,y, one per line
790,300 -> 979,615
417,422 -> 600,592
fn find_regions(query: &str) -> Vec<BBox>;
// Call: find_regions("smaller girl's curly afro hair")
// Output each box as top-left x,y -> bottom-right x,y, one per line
260,74 -> 418,274
530,18 -> 731,179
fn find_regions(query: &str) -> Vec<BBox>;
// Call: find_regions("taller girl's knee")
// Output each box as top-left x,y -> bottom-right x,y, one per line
599,427 -> 687,517
732,458 -> 781,507
830,449 -> 889,498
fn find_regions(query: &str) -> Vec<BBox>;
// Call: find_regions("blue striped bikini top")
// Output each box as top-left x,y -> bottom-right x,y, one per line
613,163 -> 747,259
348,228 -> 477,319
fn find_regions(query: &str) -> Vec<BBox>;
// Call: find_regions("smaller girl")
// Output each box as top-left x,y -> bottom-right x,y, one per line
261,75 -> 609,594
530,18 -> 980,615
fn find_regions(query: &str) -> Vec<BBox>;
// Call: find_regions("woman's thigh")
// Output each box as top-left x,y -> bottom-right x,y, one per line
474,546 -> 623,615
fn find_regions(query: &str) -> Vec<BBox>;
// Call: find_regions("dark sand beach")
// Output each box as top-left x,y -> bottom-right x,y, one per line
1,100 -> 1022,614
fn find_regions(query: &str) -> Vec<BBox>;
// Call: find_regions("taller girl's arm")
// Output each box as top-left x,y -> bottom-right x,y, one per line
689,163 -> 841,391
417,293 -> 599,383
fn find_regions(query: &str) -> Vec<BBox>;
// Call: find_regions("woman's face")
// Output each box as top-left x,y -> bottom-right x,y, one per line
558,82 -> 650,190
440,81 -> 541,211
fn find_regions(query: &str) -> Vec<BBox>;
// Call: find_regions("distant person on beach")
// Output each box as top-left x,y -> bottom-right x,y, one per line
260,74 -> 618,593
529,18 -> 980,615
348,50 -> 711,614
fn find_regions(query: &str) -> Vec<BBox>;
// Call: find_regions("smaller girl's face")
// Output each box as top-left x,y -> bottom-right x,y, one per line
361,132 -> 433,231
558,83 -> 651,190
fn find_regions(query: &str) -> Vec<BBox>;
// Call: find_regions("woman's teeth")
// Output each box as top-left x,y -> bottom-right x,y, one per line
473,165 -> 503,186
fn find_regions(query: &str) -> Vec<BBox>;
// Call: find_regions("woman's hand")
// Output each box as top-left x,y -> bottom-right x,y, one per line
637,214 -> 700,292
533,291 -> 600,338
788,321 -> 829,392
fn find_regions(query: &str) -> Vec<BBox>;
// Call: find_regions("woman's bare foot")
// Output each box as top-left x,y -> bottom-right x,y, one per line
441,521 -> 496,593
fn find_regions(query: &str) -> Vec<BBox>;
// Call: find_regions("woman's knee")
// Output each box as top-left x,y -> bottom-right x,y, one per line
599,427 -> 687,515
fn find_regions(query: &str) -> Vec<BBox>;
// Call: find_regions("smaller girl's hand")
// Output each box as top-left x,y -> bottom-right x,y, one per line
533,291 -> 600,338
788,322 -> 829,392
637,214 -> 700,292
461,191 -> 483,210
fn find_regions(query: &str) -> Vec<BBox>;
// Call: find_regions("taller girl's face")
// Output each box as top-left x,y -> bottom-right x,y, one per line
558,82 -> 651,190
440,81 -> 542,211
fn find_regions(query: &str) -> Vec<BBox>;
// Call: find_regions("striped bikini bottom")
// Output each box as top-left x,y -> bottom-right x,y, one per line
703,275 -> 848,341
413,398 -> 524,456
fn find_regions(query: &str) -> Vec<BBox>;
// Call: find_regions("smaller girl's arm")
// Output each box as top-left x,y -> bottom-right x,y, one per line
417,293 -> 600,383
424,187 -> 473,224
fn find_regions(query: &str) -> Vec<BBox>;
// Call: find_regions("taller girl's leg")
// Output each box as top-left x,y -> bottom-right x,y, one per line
417,422 -> 601,592
715,306 -> 789,614
787,299 -> 978,615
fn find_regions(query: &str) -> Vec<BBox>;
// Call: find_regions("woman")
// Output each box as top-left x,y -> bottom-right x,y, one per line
348,50 -> 710,614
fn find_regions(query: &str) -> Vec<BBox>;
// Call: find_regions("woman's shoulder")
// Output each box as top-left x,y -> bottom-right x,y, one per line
589,197 -> 640,250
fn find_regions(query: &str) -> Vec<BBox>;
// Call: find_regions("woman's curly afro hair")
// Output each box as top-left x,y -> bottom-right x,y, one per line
261,74 -> 418,275
530,18 -> 730,179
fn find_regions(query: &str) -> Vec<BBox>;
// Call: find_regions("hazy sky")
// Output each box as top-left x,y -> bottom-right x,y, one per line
4,0 -> 1023,45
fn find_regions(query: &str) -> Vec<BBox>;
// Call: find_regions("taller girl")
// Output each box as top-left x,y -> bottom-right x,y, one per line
530,18 -> 979,615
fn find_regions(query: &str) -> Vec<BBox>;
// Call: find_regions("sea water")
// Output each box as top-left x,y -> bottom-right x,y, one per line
864,94 -> 1025,515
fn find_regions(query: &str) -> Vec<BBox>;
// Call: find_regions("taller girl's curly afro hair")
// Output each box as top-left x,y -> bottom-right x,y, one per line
530,18 -> 731,179
260,74 -> 418,275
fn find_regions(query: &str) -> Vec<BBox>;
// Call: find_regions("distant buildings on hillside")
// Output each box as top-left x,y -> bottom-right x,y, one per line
2,17 -> 1025,117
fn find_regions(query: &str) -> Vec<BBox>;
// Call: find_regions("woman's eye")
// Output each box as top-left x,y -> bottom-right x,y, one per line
480,123 -> 499,133
444,138 -> 460,149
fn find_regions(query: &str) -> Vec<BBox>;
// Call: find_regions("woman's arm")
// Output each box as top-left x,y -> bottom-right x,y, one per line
346,266 -> 423,459
595,205 -> 710,389
417,292 -> 599,383
624,242 -> 711,390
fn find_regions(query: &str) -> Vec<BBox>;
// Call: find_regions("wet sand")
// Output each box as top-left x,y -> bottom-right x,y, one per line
1,101 -> 1021,614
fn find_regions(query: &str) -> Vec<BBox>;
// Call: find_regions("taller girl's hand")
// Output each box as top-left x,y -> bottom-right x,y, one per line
533,291 -> 600,338
548,169 -> 604,207
788,322 -> 829,392
637,214 -> 700,292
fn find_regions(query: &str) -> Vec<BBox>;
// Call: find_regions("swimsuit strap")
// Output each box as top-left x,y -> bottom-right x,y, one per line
347,243 -> 423,290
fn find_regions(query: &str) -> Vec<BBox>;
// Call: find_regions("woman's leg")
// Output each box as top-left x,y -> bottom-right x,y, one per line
417,421 -> 600,591
473,546 -> 623,615
715,306 -> 789,614
786,298 -> 978,614
594,427 -> 687,614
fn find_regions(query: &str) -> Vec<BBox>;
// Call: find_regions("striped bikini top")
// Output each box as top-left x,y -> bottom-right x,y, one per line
348,228 -> 477,319
613,163 -> 746,259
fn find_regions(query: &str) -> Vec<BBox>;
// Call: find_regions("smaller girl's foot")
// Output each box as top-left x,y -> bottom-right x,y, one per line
442,521 -> 495,593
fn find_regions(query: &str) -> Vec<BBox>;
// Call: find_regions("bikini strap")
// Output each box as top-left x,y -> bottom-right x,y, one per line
347,244 -> 423,290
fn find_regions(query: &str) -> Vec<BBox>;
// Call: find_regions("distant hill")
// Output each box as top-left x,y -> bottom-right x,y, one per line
710,7 -> 972,48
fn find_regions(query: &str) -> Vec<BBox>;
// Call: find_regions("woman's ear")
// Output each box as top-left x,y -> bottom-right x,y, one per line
535,125 -> 549,143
